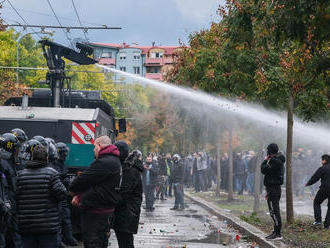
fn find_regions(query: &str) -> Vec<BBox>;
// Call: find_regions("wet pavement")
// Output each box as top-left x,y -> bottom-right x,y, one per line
107,197 -> 257,248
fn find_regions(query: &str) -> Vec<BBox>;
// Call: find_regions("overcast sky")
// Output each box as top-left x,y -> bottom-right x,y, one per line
1,0 -> 224,47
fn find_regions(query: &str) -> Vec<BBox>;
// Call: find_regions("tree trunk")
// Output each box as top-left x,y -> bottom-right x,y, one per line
253,149 -> 263,213
227,127 -> 234,201
216,131 -> 221,197
286,94 -> 294,223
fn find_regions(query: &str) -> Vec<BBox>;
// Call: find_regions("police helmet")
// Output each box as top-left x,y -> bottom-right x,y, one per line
56,142 -> 69,160
22,139 -> 41,161
45,137 -> 56,146
48,142 -> 58,162
33,136 -> 49,152
0,133 -> 19,159
11,128 -> 28,143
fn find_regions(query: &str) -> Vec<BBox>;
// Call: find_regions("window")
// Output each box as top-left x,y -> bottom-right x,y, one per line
101,52 -> 112,58
147,67 -> 160,73
119,66 -> 126,72
150,52 -> 163,58
119,53 -> 126,60
133,54 -> 140,60
133,67 -> 140,74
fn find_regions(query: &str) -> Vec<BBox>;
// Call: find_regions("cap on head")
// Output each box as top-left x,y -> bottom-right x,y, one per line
267,143 -> 279,155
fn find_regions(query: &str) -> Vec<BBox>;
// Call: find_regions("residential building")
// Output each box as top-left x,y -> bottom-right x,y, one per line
89,42 -> 182,81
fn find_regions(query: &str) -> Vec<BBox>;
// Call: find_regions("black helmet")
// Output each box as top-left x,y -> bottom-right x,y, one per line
48,142 -> 58,162
0,133 -> 19,159
45,137 -> 56,146
56,142 -> 69,160
11,128 -> 28,143
33,136 -> 49,152
22,139 -> 41,161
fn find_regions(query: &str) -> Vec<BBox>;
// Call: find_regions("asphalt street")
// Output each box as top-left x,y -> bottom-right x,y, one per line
107,197 -> 257,248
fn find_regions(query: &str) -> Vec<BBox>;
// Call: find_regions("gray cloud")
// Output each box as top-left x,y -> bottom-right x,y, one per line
2,0 -> 222,46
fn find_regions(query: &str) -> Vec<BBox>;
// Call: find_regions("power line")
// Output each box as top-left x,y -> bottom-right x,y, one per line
6,24 -> 121,30
46,0 -> 74,48
71,0 -> 88,41
2,6 -> 106,26
6,0 -> 42,39
0,65 -> 111,74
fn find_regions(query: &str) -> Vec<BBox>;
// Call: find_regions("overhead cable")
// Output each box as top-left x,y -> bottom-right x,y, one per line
71,0 -> 88,41
6,0 -> 42,38
46,0 -> 74,47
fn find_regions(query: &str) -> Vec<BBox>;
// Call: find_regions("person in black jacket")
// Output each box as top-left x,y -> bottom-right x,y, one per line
16,144 -> 67,248
69,136 -> 122,248
0,151 -> 11,248
305,154 -> 330,229
261,143 -> 285,241
142,156 -> 158,212
156,154 -> 169,200
170,154 -> 185,210
52,142 -> 78,247
113,148 -> 144,248
0,133 -> 23,248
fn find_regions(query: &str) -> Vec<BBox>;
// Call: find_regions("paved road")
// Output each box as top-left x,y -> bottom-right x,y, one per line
106,197 -> 256,248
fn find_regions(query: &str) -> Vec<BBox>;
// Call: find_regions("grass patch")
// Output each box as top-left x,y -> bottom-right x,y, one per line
190,190 -> 330,248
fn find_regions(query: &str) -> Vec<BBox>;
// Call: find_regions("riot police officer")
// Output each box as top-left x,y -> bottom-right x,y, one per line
0,133 -> 22,248
46,138 -> 58,165
21,139 -> 42,161
54,142 -> 78,246
11,128 -> 28,170
33,136 -> 50,153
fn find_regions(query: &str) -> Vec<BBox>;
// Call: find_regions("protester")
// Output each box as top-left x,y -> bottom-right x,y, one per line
234,153 -> 245,195
69,136 -> 122,248
305,154 -> 330,229
113,148 -> 144,248
170,154 -> 185,210
16,144 -> 67,248
165,153 -> 173,197
156,154 -> 169,200
142,156 -> 158,212
261,143 -> 285,240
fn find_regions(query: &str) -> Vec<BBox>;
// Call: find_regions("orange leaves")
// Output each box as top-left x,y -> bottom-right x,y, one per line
116,121 -> 136,145
0,81 -> 31,105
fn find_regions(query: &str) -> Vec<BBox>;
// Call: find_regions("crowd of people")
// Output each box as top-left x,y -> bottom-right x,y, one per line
0,127 -> 329,247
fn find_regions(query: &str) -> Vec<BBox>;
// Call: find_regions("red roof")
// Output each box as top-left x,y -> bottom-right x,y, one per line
91,43 -> 181,55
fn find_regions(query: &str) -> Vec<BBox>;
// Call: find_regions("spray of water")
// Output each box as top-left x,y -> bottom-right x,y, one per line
97,64 -> 329,148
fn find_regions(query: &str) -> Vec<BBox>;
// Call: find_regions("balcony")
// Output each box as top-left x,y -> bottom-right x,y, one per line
145,58 -> 162,65
98,58 -> 116,65
145,73 -> 163,81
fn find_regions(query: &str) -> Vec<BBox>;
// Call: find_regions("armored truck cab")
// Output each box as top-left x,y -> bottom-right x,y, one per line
0,105 -> 115,172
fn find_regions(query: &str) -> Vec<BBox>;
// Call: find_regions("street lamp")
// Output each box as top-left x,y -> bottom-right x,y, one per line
16,31 -> 52,84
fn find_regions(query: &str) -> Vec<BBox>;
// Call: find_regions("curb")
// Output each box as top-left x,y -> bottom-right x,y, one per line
185,192 -> 287,248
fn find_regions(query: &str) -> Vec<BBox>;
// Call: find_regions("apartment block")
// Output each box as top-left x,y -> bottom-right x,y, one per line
89,42 -> 181,81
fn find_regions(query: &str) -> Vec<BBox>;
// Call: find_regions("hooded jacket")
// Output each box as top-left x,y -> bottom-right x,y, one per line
306,163 -> 330,190
69,144 -> 122,210
113,152 -> 144,234
16,160 -> 67,234
261,152 -> 285,187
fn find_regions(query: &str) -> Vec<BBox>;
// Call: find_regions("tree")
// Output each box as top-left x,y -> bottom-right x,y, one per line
169,0 -> 329,218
